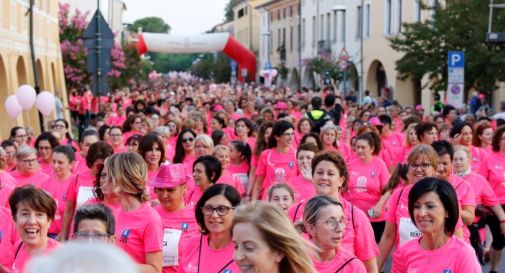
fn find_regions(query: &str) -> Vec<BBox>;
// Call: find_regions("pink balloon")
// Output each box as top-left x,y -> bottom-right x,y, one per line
16,84 -> 37,110
36,91 -> 55,116
270,69 -> 278,77
5,95 -> 22,118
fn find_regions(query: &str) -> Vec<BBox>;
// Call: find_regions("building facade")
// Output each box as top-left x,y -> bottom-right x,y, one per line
0,0 -> 68,138
257,0 -> 301,89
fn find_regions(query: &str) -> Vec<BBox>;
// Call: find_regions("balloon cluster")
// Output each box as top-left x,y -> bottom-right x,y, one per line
4,85 -> 55,118
148,70 -> 159,81
259,69 -> 278,79
166,71 -> 193,82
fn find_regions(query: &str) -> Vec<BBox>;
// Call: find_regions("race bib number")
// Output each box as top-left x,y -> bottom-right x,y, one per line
76,186 -> 94,207
233,174 -> 249,188
399,217 -> 421,246
162,228 -> 183,266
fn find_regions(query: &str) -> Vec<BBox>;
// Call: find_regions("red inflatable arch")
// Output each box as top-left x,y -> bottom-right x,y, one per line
137,32 -> 256,82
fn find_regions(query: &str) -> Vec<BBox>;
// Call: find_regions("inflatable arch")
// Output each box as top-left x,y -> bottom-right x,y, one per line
137,32 -> 256,82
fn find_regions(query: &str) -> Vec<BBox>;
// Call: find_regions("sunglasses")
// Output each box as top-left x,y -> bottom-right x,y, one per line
182,137 -> 194,143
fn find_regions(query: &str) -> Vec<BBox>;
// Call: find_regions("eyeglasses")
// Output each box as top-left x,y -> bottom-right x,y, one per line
167,124 -> 176,128
324,218 -> 345,230
409,163 -> 433,170
110,134 -> 122,138
282,132 -> 295,137
74,232 -> 110,241
21,158 -> 38,164
201,205 -> 235,216
52,124 -> 65,129
182,137 -> 194,143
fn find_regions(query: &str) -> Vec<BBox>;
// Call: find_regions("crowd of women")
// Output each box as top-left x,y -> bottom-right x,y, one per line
1,78 -> 504,273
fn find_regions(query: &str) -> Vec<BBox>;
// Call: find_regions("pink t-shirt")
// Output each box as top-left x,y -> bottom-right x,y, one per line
287,175 -> 316,203
460,171 -> 499,207
288,197 -> 379,261
177,234 -> 240,273
468,145 -> 487,174
184,187 -> 204,208
227,161 -> 250,189
65,170 -> 96,207
0,207 -> 18,270
448,174 -> 476,242
11,238 -> 59,273
344,157 -> 390,222
115,203 -> 164,264
480,151 -> 505,204
154,205 -> 199,273
312,248 -> 367,273
392,236 -> 481,273
40,175 -> 75,235
10,170 -> 50,188
216,171 -> 245,195
38,160 -> 53,176
382,132 -> 405,164
0,172 -> 16,207
147,168 -> 160,201
73,155 -> 88,175
255,148 -> 298,199
385,184 -> 420,248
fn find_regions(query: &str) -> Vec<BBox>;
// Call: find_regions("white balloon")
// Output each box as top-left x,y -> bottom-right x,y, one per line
5,95 -> 22,118
270,69 -> 278,77
36,91 -> 55,116
16,84 -> 37,110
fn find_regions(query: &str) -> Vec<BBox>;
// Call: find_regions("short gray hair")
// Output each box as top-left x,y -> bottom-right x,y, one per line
15,146 -> 37,159
25,242 -> 138,273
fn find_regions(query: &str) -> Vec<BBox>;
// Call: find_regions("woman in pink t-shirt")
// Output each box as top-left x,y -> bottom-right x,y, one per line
10,146 -> 50,188
228,140 -> 251,190
213,145 -> 245,195
288,143 -> 318,203
294,118 -> 313,146
252,120 -> 298,201
185,156 -> 222,207
377,144 -> 439,271
233,202 -> 318,273
40,146 -> 76,237
194,134 -> 214,158
105,152 -> 164,273
109,126 -> 128,153
138,133 -> 166,203
320,124 -> 351,161
151,164 -> 199,273
303,196 -> 367,273
234,118 -> 256,152
246,121 -> 273,202
398,127 -> 419,163
287,151 -> 379,273
51,119 -> 80,153
450,122 -> 487,173
0,207 -> 17,272
122,114 -> 144,140
172,129 -> 196,174
344,132 -> 391,243
391,177 -> 481,273
480,125 -> 505,273
34,132 -> 59,176
178,184 -> 241,273
473,122 -> 493,153
267,183 -> 295,213
9,186 -> 60,273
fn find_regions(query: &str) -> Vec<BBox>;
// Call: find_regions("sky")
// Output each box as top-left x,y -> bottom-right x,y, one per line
122,0 -> 230,35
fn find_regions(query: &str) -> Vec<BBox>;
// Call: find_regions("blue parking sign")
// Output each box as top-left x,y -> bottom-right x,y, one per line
448,51 -> 464,68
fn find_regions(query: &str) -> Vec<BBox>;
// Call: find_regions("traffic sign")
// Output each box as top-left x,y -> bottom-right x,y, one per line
448,51 -> 464,68
338,47 -> 350,61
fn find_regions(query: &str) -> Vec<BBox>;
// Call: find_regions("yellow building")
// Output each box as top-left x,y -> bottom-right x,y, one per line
0,0 -> 68,138
233,0 -> 268,54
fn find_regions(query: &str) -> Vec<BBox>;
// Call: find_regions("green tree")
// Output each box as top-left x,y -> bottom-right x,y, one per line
390,1 -> 505,97
224,0 -> 241,22
127,17 -> 170,33
191,53 -> 231,82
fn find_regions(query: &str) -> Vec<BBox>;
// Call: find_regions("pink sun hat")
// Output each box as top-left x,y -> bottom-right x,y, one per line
150,163 -> 189,188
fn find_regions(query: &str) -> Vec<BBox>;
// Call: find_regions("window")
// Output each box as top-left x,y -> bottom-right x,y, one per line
326,13 -> 331,41
356,5 -> 363,38
397,0 -> 403,33
269,30 -> 273,54
290,26 -> 293,52
341,11 -> 346,44
278,10 -> 281,21
290,6 -> 293,17
302,18 -> 306,48
278,28 -> 281,48
298,23 -> 301,50
312,16 -> 316,47
320,14 -> 324,41
385,0 -> 392,34
366,4 -> 371,37
238,8 -> 245,18
283,28 -> 286,46
414,0 -> 421,22
332,11 -> 338,42
283,8 -> 286,19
